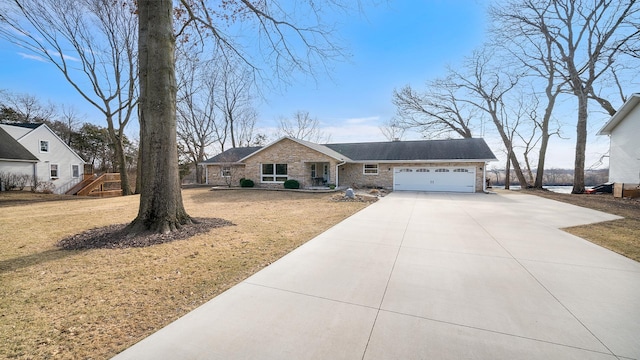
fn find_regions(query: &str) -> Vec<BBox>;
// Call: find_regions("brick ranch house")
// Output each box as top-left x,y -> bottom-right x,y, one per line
200,137 -> 497,193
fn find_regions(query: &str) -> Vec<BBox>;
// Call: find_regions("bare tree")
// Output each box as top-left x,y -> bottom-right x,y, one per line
58,105 -> 82,146
278,110 -> 331,143
130,0 -> 357,233
489,4 -> 567,188
379,118 -> 405,141
0,91 -> 56,123
492,0 -> 639,193
392,83 -> 475,139
215,58 -> 258,149
0,0 -> 139,195
450,49 -> 530,187
176,50 -> 219,184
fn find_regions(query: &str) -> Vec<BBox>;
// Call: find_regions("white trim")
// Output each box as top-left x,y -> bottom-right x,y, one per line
71,164 -> 80,178
598,93 -> 640,135
39,139 -> 50,153
363,163 -> 379,175
239,136 -> 348,163
349,159 -> 496,164
50,163 -> 60,179
261,163 -> 288,183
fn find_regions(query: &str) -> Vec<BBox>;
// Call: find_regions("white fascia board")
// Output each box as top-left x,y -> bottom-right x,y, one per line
597,93 -> 640,135
348,159 -> 497,164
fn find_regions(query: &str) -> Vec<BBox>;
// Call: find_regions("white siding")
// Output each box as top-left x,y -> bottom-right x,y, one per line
2,124 -> 85,194
609,102 -> 640,183
0,161 -> 35,177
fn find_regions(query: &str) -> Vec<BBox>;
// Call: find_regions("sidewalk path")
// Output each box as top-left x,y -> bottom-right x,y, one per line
113,192 -> 640,359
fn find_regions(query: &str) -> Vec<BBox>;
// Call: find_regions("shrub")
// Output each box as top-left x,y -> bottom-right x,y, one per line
240,178 -> 254,187
283,179 -> 300,189
0,171 -> 32,191
239,178 -> 246,186
327,183 -> 336,189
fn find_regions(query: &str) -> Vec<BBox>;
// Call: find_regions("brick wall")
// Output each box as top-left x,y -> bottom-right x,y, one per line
243,138 -> 340,188
205,164 -> 246,187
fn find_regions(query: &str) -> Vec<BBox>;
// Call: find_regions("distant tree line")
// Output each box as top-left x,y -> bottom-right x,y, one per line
487,167 -> 609,187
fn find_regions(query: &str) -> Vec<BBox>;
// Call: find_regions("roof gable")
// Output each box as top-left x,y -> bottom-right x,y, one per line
239,137 -> 350,162
598,93 -> 640,135
0,126 -> 39,162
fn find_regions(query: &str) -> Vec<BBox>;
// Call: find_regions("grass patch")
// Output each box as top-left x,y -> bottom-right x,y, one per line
520,189 -> 640,262
0,188 -> 371,359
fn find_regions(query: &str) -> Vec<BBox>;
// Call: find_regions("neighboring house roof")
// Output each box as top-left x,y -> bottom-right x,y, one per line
0,126 -> 39,162
202,137 -> 497,164
7,122 -> 43,130
597,93 -> 640,135
325,138 -> 497,162
200,146 -> 263,164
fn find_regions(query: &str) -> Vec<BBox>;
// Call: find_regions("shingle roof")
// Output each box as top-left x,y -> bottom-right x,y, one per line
6,122 -> 43,130
200,146 -> 263,164
0,126 -> 39,161
201,138 -> 497,164
324,138 -> 496,161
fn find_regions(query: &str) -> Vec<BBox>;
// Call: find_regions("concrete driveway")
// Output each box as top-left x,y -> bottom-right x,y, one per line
113,192 -> 640,360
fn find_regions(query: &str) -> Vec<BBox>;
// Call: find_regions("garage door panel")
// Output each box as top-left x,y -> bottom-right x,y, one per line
394,167 -> 475,192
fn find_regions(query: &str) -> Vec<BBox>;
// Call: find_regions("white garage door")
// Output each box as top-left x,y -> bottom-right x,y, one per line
393,167 -> 476,192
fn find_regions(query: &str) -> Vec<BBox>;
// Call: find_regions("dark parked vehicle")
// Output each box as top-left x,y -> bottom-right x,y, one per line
585,183 -> 613,194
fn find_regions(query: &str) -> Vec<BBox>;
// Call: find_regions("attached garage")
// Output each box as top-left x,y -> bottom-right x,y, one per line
393,166 -> 476,193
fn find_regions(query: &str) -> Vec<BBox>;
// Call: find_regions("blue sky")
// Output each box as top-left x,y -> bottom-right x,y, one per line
0,0 -> 613,169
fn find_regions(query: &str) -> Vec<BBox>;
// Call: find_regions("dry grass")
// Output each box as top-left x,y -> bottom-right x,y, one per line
0,188 -> 371,359
521,189 -> 640,262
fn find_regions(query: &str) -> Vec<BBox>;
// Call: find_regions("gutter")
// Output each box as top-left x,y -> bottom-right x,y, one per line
335,160 -> 347,188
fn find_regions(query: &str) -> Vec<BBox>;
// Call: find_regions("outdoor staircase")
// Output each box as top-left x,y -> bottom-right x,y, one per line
66,173 -> 123,197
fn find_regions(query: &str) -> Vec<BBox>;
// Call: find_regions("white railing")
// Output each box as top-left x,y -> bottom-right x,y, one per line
55,178 -> 82,195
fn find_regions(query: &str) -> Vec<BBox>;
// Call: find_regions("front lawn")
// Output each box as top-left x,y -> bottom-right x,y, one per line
523,189 -> 640,262
0,188 -> 371,359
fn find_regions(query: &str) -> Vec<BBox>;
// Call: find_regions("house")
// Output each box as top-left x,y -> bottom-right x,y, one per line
200,137 -> 497,193
0,123 -> 85,194
0,126 -> 39,191
597,93 -> 640,197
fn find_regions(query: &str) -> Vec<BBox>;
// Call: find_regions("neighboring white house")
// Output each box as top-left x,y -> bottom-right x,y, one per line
0,123 -> 85,194
597,93 -> 640,194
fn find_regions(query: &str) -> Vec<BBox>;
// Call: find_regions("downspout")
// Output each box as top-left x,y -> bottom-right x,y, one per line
204,164 -> 209,184
482,162 -> 487,193
335,159 -> 346,189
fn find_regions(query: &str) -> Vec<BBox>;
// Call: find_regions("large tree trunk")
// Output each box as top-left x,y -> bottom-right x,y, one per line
572,92 -> 588,194
129,0 -> 192,233
534,86 -> 558,189
490,115 -> 529,188
105,116 -> 133,195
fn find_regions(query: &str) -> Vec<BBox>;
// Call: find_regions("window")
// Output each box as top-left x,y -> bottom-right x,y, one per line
72,164 -> 80,178
453,168 -> 469,173
221,166 -> 231,177
363,164 -> 378,175
416,168 -> 429,172
50,164 -> 59,179
262,163 -> 288,182
398,168 -> 413,173
40,140 -> 49,153
435,168 -> 450,173
310,164 -> 316,178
